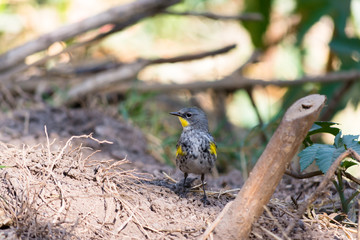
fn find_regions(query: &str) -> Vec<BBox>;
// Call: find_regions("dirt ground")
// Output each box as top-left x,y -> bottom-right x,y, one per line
0,107 -> 357,239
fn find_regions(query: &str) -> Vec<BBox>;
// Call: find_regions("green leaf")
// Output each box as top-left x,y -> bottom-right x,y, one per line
345,189 -> 360,206
309,121 -> 339,131
330,37 -> 360,57
242,0 -> 271,48
299,143 -> 323,172
295,0 -> 332,44
316,146 -> 344,173
303,136 -> 313,147
308,121 -> 340,137
295,0 -> 351,45
302,122 -> 340,147
347,82 -> 360,108
342,134 -> 360,155
341,160 -> 358,169
329,36 -> 360,70
331,0 -> 351,37
342,134 -> 360,146
334,131 -> 343,148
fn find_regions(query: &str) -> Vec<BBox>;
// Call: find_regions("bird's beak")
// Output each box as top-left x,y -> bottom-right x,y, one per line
170,111 -> 189,127
169,111 -> 182,117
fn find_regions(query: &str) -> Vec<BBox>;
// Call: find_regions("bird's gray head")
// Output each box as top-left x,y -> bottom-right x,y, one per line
169,107 -> 209,131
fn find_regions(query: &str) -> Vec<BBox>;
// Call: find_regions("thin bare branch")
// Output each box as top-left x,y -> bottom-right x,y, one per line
236,50 -> 261,73
343,171 -> 360,186
162,10 -> 263,21
245,87 -> 264,126
149,44 -> 236,64
285,170 -> 323,179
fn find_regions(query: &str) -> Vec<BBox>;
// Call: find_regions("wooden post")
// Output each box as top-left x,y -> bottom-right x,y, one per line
210,94 -> 326,239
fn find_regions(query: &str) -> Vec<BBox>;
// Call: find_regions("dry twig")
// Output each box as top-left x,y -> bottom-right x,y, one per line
162,10 -> 263,21
343,171 -> 360,185
263,206 -> 290,240
149,44 -> 236,64
285,169 -> 323,179
259,226 -> 282,240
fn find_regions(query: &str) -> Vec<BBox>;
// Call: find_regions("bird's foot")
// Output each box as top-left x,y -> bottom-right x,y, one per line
201,195 -> 210,206
173,177 -> 197,197
183,177 -> 197,188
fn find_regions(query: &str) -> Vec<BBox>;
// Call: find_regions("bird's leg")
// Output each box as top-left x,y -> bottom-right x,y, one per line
201,174 -> 210,206
174,172 -> 189,197
183,172 -> 188,188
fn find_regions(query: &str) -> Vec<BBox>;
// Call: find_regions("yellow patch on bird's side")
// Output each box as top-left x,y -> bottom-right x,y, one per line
210,142 -> 217,157
178,117 -> 189,127
176,145 -> 185,157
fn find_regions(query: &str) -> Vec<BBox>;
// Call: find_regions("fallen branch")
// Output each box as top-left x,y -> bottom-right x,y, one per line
0,0 -> 180,73
204,94 -> 326,239
65,59 -> 149,104
105,70 -> 360,94
63,44 -> 236,104
0,19 -> 146,82
162,10 -> 263,21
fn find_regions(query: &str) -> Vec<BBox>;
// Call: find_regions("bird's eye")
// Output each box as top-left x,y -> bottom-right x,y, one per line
185,113 -> 192,118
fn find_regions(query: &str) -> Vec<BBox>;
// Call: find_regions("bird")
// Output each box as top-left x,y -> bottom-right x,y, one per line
169,107 -> 217,205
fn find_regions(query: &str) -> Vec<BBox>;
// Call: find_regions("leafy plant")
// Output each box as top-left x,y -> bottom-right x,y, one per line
298,121 -> 360,215
276,0 -> 360,122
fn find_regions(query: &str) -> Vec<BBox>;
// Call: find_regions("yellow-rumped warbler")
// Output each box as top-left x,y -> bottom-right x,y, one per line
170,107 -> 217,204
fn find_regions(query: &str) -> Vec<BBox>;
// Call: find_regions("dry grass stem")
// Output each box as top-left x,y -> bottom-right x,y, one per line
259,225 -> 283,240
263,205 -> 290,240
0,131 -> 147,239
